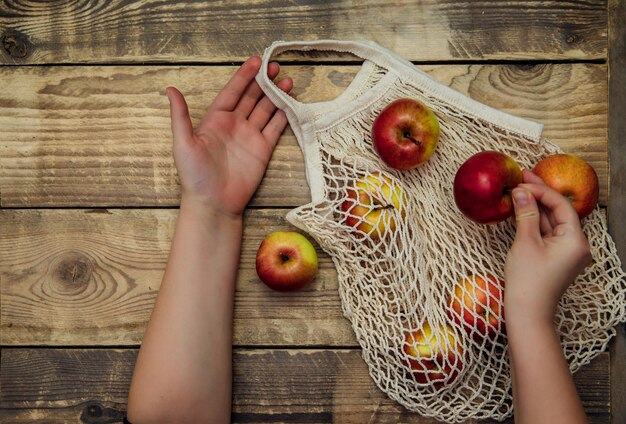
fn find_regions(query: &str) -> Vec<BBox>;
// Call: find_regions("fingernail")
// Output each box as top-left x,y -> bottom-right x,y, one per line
512,188 -> 528,206
165,88 -> 171,103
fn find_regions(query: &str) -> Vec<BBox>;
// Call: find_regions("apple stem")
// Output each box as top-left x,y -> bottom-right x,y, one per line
404,132 -> 421,146
375,204 -> 395,210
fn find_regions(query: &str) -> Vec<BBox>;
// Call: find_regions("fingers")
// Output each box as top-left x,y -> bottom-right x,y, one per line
209,56 -> 262,112
249,77 -> 293,129
538,204 -> 554,236
262,109 -> 289,147
517,182 -> 581,229
511,187 -> 542,243
522,169 -> 546,185
166,87 -> 193,144
234,62 -> 280,117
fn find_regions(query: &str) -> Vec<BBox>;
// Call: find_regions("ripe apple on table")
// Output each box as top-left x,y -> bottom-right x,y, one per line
453,151 -> 523,224
402,322 -> 463,387
255,231 -> 318,291
448,275 -> 506,340
532,153 -> 599,219
341,172 -> 404,239
372,98 -> 440,170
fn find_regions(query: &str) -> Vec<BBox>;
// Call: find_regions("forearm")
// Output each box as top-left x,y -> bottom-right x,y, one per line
507,313 -> 587,424
128,198 -> 242,423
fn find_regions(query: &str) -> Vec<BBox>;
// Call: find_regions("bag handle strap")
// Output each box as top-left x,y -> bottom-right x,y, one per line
255,39 -> 392,115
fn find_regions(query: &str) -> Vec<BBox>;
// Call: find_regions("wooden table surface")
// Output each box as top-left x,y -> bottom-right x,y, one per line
1,1 -> 624,423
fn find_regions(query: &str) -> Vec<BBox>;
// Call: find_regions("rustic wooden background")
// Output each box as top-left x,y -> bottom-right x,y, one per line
1,1 -> 624,423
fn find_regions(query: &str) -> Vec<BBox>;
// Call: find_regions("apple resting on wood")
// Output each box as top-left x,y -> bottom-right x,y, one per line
453,151 -> 523,224
403,323 -> 463,387
341,172 -> 404,239
256,231 -> 318,291
532,153 -> 599,219
448,275 -> 506,340
372,98 -> 440,170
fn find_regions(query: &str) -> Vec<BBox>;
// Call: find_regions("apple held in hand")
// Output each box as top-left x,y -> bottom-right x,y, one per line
256,231 -> 318,291
453,151 -> 522,224
403,323 -> 463,387
341,172 -> 404,239
532,153 -> 599,219
448,275 -> 505,340
372,98 -> 440,170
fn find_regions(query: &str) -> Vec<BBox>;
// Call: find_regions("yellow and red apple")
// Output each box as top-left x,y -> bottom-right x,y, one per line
255,231 -> 318,291
402,323 -> 463,387
453,151 -> 523,224
448,275 -> 505,340
341,172 -> 404,239
372,98 -> 440,170
532,153 -> 599,219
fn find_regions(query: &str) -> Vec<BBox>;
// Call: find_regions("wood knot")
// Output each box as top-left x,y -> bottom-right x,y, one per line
53,252 -> 93,291
566,33 -> 580,44
85,403 -> 103,418
2,29 -> 32,59
80,401 -> 126,423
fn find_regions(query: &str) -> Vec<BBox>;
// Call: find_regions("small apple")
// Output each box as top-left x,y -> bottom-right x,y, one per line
453,151 -> 523,224
532,153 -> 599,219
341,172 -> 404,239
402,323 -> 463,386
255,231 -> 318,291
448,275 -> 505,340
372,98 -> 440,170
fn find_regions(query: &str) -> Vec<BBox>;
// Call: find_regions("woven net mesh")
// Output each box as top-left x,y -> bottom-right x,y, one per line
258,41 -> 626,422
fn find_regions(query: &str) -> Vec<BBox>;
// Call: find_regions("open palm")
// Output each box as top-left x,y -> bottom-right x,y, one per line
167,56 -> 292,217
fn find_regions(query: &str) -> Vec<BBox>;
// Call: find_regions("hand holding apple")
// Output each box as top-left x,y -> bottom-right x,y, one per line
372,98 -> 440,170
341,172 -> 404,239
448,275 -> 505,340
256,231 -> 318,291
505,172 -> 592,323
453,151 -> 523,224
532,153 -> 599,219
402,323 -> 463,386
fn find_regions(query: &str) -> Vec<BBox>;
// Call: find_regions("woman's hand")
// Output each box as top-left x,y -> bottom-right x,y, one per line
166,56 -> 293,217
505,169 -> 590,424
505,169 -> 592,324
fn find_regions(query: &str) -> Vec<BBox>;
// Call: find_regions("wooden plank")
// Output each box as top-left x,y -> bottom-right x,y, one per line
0,0 -> 607,65
0,348 -> 610,423
0,63 -> 608,207
607,1 -> 626,423
0,208 -> 352,347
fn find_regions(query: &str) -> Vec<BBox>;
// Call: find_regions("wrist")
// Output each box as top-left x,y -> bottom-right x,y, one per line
180,195 -> 244,224
505,307 -> 556,340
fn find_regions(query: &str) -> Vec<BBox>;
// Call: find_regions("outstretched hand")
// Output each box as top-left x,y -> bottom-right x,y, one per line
166,56 -> 293,217
504,170 -> 592,324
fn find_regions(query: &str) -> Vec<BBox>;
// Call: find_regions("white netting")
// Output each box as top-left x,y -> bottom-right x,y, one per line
257,40 -> 626,422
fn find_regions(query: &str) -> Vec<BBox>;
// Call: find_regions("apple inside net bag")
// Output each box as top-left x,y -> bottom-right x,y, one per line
255,39 -> 626,422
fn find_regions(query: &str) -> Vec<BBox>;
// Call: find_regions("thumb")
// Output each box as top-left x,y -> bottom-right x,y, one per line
512,187 -> 541,243
166,87 -> 193,144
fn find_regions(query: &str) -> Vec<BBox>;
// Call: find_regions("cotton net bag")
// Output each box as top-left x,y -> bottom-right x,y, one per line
255,40 -> 626,422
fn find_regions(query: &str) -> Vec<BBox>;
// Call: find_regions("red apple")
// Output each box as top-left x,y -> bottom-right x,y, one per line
448,275 -> 505,340
453,151 -> 523,224
532,153 -> 599,219
372,98 -> 440,170
403,323 -> 463,387
255,231 -> 318,291
341,172 -> 404,239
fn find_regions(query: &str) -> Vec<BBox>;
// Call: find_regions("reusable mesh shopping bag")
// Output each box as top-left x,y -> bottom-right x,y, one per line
255,39 -> 626,422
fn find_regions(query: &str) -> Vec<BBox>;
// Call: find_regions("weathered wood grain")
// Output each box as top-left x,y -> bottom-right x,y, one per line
608,1 -> 626,423
0,0 -> 607,65
0,208 -> 352,347
0,64 -> 608,207
0,348 -> 610,423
